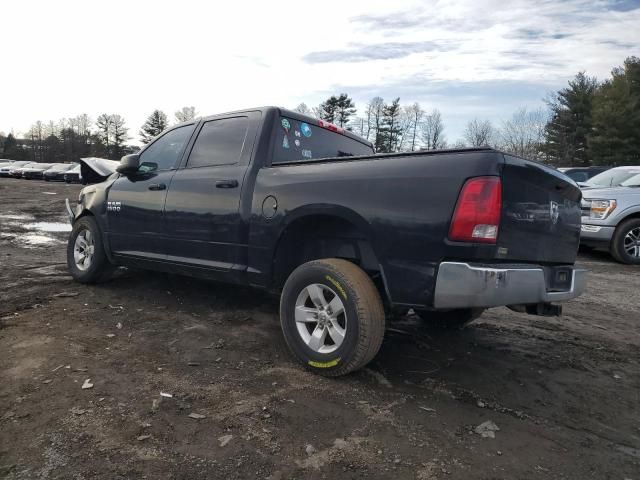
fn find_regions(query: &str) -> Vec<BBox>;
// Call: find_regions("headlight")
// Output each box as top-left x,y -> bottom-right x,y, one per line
590,199 -> 616,220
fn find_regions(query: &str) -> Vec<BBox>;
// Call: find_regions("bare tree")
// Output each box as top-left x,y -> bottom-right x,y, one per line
26,121 -> 45,161
293,103 -> 313,116
175,106 -> 197,123
401,103 -> 424,151
364,97 -> 385,146
349,117 -> 366,137
498,107 -> 548,160
420,109 -> 446,150
463,118 -> 495,147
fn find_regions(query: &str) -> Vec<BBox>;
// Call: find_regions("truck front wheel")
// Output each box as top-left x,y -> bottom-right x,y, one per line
280,258 -> 385,376
611,218 -> 640,265
67,216 -> 115,283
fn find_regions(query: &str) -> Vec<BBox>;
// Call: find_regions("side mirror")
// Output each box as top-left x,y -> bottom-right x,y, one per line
116,154 -> 140,174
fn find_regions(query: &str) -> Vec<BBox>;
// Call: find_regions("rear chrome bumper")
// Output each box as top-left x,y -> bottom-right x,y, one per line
433,262 -> 586,309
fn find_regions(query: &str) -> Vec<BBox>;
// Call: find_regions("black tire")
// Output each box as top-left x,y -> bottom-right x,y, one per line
611,218 -> 640,265
279,258 -> 385,377
67,215 -> 115,283
415,308 -> 484,330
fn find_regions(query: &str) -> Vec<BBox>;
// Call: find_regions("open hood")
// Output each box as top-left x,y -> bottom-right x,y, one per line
79,157 -> 119,184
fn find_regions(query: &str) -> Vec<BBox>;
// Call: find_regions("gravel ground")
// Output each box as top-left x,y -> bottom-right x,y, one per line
1,177 -> 639,480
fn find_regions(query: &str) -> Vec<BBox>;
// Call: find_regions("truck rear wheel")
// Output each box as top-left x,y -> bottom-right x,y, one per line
611,218 -> 640,265
67,216 -> 115,283
279,258 -> 385,377
415,308 -> 484,330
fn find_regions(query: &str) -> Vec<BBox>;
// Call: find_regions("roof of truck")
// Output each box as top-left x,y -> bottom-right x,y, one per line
175,106 -> 374,148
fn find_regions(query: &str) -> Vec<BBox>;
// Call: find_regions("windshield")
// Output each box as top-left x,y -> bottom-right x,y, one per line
620,173 -> 640,187
587,168 -> 640,187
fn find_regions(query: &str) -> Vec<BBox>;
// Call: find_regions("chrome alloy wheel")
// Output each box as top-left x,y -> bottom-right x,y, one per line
73,229 -> 95,271
294,284 -> 347,354
623,226 -> 640,258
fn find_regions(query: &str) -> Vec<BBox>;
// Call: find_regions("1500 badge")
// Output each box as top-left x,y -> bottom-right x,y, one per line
107,201 -> 121,212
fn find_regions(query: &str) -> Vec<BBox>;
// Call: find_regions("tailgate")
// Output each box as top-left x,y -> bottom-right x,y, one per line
499,155 -> 582,264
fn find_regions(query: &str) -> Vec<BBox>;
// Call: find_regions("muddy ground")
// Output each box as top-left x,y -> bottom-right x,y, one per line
0,177 -> 638,480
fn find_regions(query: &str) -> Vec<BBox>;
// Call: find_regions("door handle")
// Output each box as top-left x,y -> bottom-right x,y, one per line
148,183 -> 166,191
215,179 -> 239,189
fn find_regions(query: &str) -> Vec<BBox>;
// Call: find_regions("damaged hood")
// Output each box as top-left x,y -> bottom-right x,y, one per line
79,157 -> 119,184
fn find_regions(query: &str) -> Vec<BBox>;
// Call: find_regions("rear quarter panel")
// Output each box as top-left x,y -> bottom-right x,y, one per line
249,150 -> 504,307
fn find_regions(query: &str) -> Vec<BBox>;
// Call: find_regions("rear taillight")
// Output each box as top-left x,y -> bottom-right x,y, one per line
449,176 -> 502,244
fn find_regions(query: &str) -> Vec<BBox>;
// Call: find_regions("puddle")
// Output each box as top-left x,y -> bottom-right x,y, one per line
0,216 -> 69,248
22,234 -> 61,246
24,222 -> 71,233
0,213 -> 36,221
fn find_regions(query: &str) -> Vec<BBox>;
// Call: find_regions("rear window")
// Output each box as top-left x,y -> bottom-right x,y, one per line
272,116 -> 373,164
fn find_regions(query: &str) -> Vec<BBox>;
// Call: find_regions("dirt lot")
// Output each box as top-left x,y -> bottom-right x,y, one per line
0,177 -> 638,480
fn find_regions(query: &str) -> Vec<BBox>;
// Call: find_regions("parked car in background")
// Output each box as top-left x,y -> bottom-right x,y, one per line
64,164 -> 82,183
558,166 -> 610,183
580,166 -> 640,264
22,163 -> 56,180
44,163 -> 77,181
8,162 -> 37,178
1,161 -> 31,177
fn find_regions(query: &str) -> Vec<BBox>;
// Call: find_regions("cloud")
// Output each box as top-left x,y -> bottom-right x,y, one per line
303,41 -> 453,63
349,13 -> 426,31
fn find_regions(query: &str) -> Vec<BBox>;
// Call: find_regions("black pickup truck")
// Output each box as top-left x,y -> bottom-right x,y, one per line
65,106 -> 586,376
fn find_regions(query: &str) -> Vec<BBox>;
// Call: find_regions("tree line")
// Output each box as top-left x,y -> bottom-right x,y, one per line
1,57 -> 637,166
0,107 -> 198,163
295,56 -> 639,166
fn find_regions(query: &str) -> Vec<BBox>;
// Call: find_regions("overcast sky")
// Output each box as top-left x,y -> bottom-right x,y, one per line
1,0 -> 638,143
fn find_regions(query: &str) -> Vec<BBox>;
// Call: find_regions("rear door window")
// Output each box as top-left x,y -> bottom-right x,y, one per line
272,117 -> 373,164
186,117 -> 249,168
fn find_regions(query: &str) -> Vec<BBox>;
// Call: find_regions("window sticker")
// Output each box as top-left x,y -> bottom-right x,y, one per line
294,139 -> 301,147
294,130 -> 301,137
300,122 -> 312,138
282,136 -> 289,149
281,118 -> 291,132
302,149 -> 312,159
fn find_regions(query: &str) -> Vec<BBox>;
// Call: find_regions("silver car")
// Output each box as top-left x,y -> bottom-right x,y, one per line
580,166 -> 640,264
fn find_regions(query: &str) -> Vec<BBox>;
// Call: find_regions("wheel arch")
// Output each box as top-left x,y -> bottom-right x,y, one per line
271,205 -> 389,302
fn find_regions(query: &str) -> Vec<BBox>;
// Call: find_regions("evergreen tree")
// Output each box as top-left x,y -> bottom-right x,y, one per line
110,115 -> 129,159
318,96 -> 340,124
140,110 -> 168,144
96,114 -> 113,151
590,56 -> 640,166
544,72 -> 599,166
379,97 -> 402,152
3,133 -> 27,160
378,98 -> 402,152
334,93 -> 356,128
